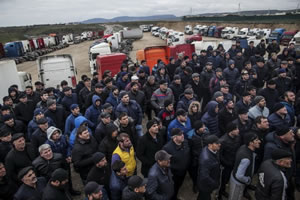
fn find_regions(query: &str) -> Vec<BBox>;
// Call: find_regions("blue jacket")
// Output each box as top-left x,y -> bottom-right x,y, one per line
115,100 -> 143,125
110,171 -> 128,200
176,96 -> 196,112
106,92 -> 119,108
69,116 -> 92,150
223,67 -> 240,87
64,113 -> 93,136
267,112 -> 291,131
281,101 -> 295,126
27,117 -> 55,140
116,77 -> 129,91
167,117 -> 192,141
201,101 -> 220,136
46,133 -> 70,158
61,93 -> 78,112
84,95 -> 101,128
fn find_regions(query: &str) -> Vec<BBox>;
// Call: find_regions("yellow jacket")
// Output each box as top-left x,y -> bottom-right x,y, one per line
113,145 -> 136,177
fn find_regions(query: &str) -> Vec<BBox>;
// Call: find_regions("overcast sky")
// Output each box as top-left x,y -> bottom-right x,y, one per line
0,0 -> 298,27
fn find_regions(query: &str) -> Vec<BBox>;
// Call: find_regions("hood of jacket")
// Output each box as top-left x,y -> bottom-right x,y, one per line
206,101 -> 218,117
74,116 -> 88,128
47,126 -> 62,142
92,95 -> 101,107
188,101 -> 201,115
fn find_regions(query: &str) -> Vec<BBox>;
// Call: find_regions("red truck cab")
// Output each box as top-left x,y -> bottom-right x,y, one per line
214,26 -> 225,38
281,30 -> 298,46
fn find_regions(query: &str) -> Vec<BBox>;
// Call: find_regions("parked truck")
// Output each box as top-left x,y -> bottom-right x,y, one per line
136,44 -> 195,71
236,28 -> 249,39
185,25 -> 193,35
267,28 -> 286,44
89,43 -> 111,74
280,31 -> 298,46
214,26 -> 225,38
37,54 -> 77,89
208,26 -> 216,37
222,27 -> 239,39
0,60 -> 32,103
4,42 -> 24,57
96,53 -> 127,79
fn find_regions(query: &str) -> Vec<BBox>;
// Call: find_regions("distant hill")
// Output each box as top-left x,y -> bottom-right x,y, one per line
186,9 -> 298,17
81,15 -> 179,24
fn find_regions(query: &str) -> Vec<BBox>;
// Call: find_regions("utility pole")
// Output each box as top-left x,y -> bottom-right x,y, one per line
238,3 -> 241,15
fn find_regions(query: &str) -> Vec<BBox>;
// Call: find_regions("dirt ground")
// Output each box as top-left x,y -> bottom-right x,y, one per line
16,32 -> 299,200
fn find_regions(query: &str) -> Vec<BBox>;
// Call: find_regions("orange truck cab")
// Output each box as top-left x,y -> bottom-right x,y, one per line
136,44 -> 195,71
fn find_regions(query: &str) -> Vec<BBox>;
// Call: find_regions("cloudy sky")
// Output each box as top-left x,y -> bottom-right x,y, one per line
0,0 -> 298,27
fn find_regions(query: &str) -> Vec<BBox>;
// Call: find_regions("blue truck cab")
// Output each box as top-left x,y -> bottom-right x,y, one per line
208,26 -> 216,37
4,42 -> 24,57
267,28 -> 286,44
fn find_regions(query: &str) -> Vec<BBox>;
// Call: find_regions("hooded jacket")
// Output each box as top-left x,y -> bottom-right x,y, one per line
106,92 -> 119,108
201,101 -> 220,136
84,95 -> 101,127
46,126 -> 70,157
69,116 -> 92,149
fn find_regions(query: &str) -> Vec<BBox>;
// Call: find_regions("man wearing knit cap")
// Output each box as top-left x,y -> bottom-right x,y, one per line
42,168 -> 70,199
267,103 -> 291,131
169,74 -> 184,106
1,113 -> 25,136
229,132 -> 261,200
258,79 -> 279,112
0,127 -> 12,162
64,104 -> 82,136
61,86 -> 78,114
86,152 -> 110,193
273,67 -> 292,97
122,175 -> 147,200
167,109 -> 192,140
223,59 -> 239,93
163,128 -> 190,199
197,135 -> 221,200
212,91 -> 225,109
219,123 -> 241,198
256,149 -> 292,200
14,166 -> 47,200
137,119 -> 164,177
200,61 -> 214,110
5,133 -> 36,184
235,91 -> 251,114
248,96 -> 269,120
85,181 -> 108,200
158,99 -> 175,128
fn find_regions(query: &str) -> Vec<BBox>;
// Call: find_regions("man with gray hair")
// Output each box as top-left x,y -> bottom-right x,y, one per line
32,144 -> 67,181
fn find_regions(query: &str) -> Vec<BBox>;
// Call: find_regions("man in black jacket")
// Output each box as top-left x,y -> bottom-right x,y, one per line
188,120 -> 210,192
0,128 -> 12,162
42,168 -> 71,200
218,100 -> 237,135
32,144 -> 67,181
146,150 -> 174,200
219,123 -> 241,199
1,114 -> 25,136
86,152 -> 110,195
258,79 -> 279,112
31,117 -> 49,155
14,93 -> 35,125
14,166 -> 47,200
5,133 -> 36,185
163,128 -> 190,200
44,99 -> 66,131
228,132 -> 261,200
255,149 -> 292,200
122,175 -> 147,200
0,162 -> 18,200
137,120 -> 164,177
197,135 -> 221,200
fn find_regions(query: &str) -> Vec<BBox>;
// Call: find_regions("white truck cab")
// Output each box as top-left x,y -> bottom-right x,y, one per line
89,43 -> 111,74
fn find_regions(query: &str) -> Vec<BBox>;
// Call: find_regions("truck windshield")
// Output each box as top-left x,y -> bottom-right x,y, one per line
282,35 -> 293,39
247,32 -> 255,36
238,31 -> 245,35
92,53 -> 99,60
270,32 -> 279,37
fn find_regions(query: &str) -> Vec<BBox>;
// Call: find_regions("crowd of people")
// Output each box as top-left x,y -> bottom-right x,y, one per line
0,38 -> 300,200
